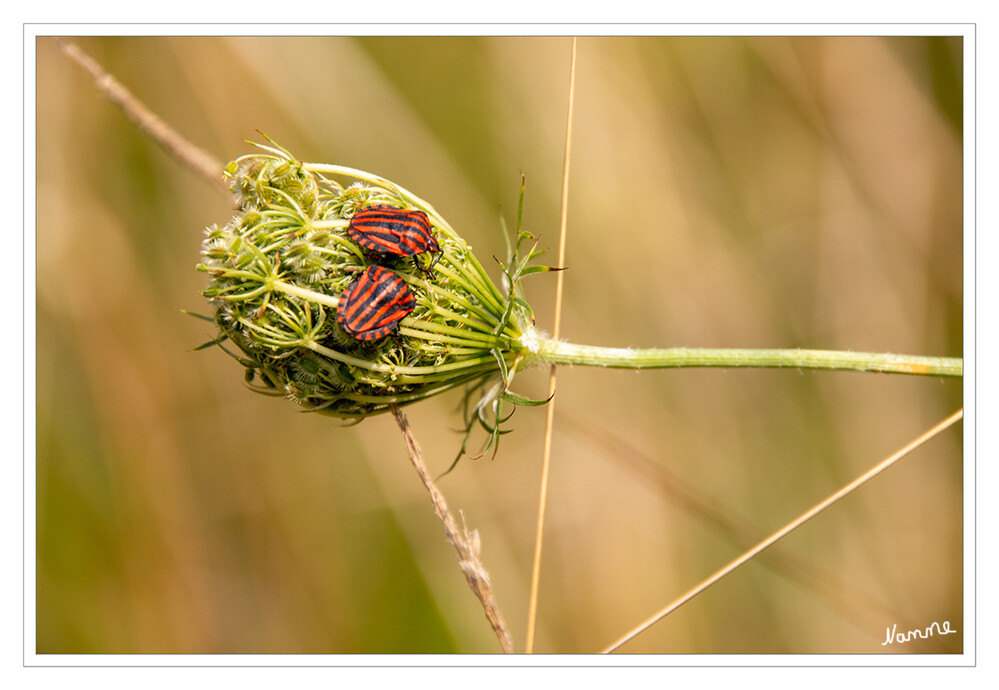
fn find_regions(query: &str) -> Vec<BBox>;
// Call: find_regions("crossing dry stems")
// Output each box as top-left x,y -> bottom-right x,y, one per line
56,36 -> 964,654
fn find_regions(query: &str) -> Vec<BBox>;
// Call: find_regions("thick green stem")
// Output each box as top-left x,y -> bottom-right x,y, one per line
527,338 -> 963,378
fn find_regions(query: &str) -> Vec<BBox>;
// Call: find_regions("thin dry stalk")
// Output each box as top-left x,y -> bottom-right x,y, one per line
563,414 -> 919,635
602,408 -> 964,653
390,405 -> 514,653
58,37 -> 514,654
55,38 -> 224,188
524,37 -> 578,654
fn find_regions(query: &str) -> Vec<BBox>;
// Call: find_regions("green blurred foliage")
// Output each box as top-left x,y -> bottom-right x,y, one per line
35,35 -> 963,655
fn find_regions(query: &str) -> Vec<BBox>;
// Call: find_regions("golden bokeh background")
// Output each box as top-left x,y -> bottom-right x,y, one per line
34,35 -> 963,654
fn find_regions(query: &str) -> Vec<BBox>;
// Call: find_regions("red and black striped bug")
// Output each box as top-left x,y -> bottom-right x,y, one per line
337,265 -> 416,341
347,205 -> 442,273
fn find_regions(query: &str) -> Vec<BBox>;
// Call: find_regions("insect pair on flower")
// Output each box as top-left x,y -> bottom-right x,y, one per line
203,142 -> 554,455
337,205 -> 442,342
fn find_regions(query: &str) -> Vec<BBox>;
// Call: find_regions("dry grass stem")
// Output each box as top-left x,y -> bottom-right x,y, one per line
525,36 -> 578,654
59,36 -> 515,654
55,38 -> 225,188
602,408 -> 964,653
390,405 -> 514,653
564,415 -> 919,635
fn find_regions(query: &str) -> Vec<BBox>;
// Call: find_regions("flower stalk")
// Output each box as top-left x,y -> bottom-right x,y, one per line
525,340 -> 962,377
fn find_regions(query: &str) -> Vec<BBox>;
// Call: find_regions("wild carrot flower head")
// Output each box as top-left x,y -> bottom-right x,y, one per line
198,138 -> 553,458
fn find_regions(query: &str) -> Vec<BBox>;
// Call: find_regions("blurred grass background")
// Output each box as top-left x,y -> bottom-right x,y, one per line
34,35 -> 963,654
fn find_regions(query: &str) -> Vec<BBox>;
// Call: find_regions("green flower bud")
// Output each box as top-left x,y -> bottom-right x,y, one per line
198,138 -> 549,440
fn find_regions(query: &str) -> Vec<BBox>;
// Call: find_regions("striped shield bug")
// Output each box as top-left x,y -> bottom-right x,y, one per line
347,205 -> 442,272
337,265 -> 416,341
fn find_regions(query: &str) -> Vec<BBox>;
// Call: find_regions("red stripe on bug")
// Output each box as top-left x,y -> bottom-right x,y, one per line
337,265 -> 416,341
347,205 -> 441,270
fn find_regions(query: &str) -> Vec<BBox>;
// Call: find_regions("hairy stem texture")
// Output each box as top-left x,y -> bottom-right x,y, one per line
530,340 -> 963,378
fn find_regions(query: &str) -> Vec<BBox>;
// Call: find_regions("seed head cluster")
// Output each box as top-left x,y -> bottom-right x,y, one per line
198,141 -> 538,423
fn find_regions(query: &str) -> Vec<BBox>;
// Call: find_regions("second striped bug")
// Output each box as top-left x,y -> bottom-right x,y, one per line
347,205 -> 442,272
337,265 -> 416,342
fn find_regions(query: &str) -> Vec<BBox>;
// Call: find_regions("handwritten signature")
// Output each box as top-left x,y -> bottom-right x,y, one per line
882,621 -> 957,646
